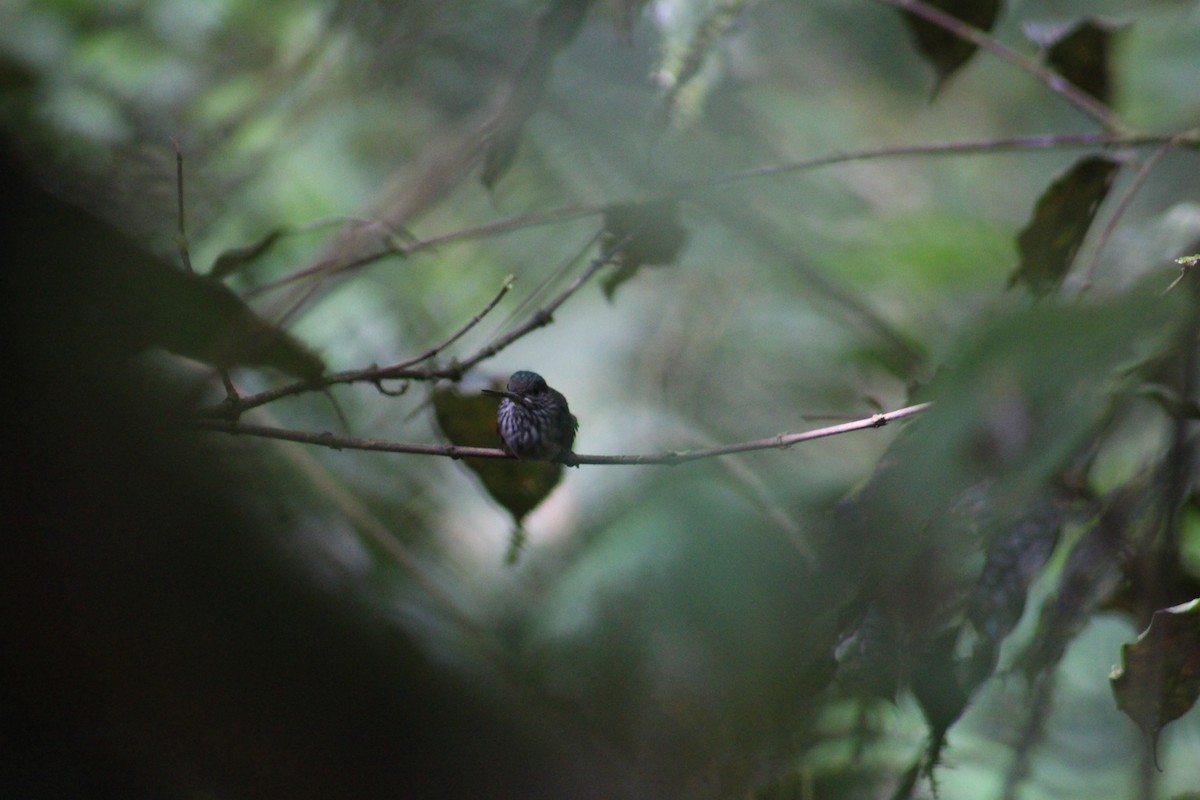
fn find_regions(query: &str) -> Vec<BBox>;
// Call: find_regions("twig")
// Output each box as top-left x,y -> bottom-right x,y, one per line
382,273 -> 517,372
686,131 -> 1174,191
1075,136 -> 1182,295
205,273 -> 521,416
451,232 -> 631,374
874,0 -> 1125,132
245,204 -> 604,298
195,402 -> 932,463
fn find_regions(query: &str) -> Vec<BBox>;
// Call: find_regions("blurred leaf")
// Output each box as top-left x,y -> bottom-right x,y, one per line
657,0 -> 750,128
209,226 -> 288,279
481,0 -> 594,189
1017,484 -> 1150,678
1010,156 -> 1120,296
964,496 -> 1066,682
911,628 -> 969,767
606,0 -> 650,42
898,0 -> 1004,93
432,384 -> 565,525
4,158 -> 324,381
1110,598 -> 1200,753
600,200 -> 688,299
1023,18 -> 1123,106
835,602 -> 905,701
143,268 -> 326,381
839,289 -> 1182,692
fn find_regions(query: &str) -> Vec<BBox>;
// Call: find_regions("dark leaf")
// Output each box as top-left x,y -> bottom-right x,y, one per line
599,200 -> 688,299
1110,598 -> 1200,756
964,497 -> 1066,683
143,269 -> 326,381
3,158 -> 324,381
898,0 -> 1004,93
1016,484 -> 1150,677
432,385 -> 565,526
834,603 -> 905,701
209,227 -> 289,280
1010,155 -> 1120,296
1023,18 -> 1123,106
911,629 -> 970,762
480,0 -> 594,189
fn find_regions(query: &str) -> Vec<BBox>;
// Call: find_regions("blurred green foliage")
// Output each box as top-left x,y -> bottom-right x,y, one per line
4,0 -> 1200,798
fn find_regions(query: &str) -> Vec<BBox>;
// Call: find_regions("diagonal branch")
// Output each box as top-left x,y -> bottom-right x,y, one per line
196,402 -> 932,464
874,0 -> 1125,132
204,273 -> 516,416
1075,135 -> 1184,295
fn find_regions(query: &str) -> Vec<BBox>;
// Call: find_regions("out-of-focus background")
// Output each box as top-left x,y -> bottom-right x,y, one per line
3,1 -> 1200,798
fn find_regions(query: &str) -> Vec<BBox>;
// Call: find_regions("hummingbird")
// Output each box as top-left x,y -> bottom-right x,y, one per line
482,371 -> 578,463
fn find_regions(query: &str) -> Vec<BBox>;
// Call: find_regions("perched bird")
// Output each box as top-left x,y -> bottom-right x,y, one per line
482,371 -> 578,463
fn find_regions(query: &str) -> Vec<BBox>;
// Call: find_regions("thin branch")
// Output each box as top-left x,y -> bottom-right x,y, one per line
384,274 -> 517,372
686,131 -> 1180,191
245,205 -> 604,298
196,402 -> 932,463
451,233 -> 629,374
205,273 -> 521,416
874,0 -> 1125,132
1075,136 -> 1183,295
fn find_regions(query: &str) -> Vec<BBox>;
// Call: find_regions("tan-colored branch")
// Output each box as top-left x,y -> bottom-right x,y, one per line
196,402 -> 932,465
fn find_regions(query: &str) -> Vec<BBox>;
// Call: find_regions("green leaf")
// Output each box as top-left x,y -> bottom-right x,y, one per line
1010,155 -> 1120,296
599,200 -> 688,299
432,384 -> 566,526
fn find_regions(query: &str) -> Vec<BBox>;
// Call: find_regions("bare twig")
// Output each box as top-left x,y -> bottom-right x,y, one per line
245,205 -> 604,298
688,131 -> 1176,191
204,273 -> 521,416
196,402 -> 932,463
874,0 -> 1125,131
384,274 -> 517,372
1075,136 -> 1183,295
